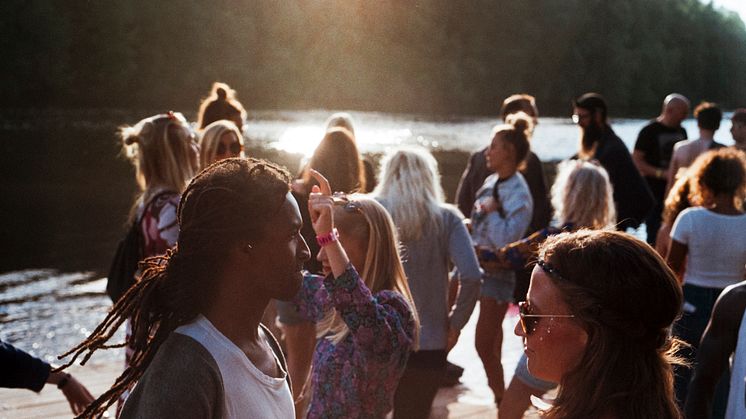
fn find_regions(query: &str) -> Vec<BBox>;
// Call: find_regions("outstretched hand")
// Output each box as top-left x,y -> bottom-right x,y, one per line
308,169 -> 335,236
61,374 -> 94,415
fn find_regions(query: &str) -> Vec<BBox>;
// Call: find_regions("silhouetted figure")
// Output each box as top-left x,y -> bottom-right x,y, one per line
196,82 -> 247,133
633,93 -> 690,245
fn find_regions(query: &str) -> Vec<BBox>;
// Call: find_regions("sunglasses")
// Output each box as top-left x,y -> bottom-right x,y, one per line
518,301 -> 575,335
216,140 -> 243,156
331,192 -> 363,213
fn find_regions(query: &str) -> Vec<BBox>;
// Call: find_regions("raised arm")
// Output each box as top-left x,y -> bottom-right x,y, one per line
307,169 -> 415,357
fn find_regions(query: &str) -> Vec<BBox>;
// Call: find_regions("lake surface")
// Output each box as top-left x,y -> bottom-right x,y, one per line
0,109 -> 736,364
249,109 -> 735,160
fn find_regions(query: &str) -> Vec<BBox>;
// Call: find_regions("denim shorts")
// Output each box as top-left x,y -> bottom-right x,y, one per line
514,353 -> 557,391
480,272 -> 515,303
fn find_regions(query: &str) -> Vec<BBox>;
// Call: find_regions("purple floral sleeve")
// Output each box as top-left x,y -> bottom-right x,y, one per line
294,272 -> 332,322
304,263 -> 417,418
323,264 -> 415,359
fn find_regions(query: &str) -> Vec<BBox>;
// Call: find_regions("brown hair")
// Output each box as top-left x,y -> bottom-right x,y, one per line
694,101 -> 722,131
500,93 -> 538,122
55,158 -> 292,418
197,82 -> 247,131
302,127 -> 366,193
662,174 -> 693,226
689,148 -> 746,210
538,230 -> 683,419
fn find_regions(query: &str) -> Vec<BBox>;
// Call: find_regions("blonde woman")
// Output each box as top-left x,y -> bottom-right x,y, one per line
199,120 -> 245,168
374,147 -> 481,419
471,114 -> 534,405
117,111 -> 199,409
295,170 -> 418,418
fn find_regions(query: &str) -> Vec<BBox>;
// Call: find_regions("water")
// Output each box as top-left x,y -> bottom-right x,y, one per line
249,109 -> 736,160
0,109 -> 736,364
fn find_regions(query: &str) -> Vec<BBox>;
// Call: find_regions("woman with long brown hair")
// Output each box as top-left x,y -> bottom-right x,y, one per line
518,230 -> 683,418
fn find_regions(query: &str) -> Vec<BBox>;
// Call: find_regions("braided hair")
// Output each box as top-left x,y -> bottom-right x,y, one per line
55,158 -> 291,418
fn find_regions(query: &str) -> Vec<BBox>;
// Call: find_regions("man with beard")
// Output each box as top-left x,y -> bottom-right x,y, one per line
572,92 -> 654,231
632,94 -> 690,245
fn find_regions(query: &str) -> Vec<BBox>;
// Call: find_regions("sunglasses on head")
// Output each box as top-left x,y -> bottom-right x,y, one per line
518,301 -> 575,335
216,141 -> 243,156
331,192 -> 363,213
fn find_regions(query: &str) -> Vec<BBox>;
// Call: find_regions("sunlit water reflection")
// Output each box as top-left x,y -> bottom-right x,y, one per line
248,109 -> 735,161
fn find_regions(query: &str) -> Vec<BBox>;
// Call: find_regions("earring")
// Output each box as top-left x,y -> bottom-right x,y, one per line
245,244 -> 253,252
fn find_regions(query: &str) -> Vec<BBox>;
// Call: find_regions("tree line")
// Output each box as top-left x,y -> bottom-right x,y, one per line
2,0 -> 745,117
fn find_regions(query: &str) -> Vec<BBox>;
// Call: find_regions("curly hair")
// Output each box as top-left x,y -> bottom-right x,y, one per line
689,148 -> 746,210
55,158 -> 291,418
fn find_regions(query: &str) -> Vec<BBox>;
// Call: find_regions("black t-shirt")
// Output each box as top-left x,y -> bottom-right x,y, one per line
634,120 -> 687,170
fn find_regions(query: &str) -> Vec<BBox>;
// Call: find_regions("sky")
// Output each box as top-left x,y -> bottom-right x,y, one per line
711,0 -> 746,25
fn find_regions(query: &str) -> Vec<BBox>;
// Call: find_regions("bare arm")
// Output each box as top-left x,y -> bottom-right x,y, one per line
47,371 -> 95,415
666,239 -> 688,284
685,284 -> 746,417
632,149 -> 664,178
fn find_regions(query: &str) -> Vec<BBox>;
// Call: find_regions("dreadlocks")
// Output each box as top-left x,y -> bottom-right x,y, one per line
55,158 -> 292,418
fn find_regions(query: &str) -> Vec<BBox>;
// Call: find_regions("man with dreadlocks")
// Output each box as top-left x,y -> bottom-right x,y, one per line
56,158 -> 311,418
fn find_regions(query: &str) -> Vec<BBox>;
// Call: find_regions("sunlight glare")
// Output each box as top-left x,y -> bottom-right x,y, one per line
274,125 -> 325,157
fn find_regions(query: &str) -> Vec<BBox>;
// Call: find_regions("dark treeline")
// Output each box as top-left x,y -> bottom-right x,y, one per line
3,0 -> 745,117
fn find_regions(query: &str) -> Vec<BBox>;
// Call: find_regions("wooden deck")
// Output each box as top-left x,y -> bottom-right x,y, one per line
1,304 -> 542,418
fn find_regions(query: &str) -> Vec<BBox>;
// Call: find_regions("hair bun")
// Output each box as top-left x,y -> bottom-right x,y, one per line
506,111 -> 534,136
216,87 -> 227,100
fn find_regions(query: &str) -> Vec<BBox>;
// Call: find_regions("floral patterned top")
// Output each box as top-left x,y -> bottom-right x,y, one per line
296,264 -> 416,419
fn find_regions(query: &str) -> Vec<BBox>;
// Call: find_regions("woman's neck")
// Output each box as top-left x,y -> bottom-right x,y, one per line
707,194 -> 741,215
495,166 -> 518,180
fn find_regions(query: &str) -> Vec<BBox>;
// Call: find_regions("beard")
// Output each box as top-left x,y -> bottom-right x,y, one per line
581,120 -> 604,155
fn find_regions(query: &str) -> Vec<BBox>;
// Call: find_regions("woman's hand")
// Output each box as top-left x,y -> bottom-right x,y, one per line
308,169 -> 335,235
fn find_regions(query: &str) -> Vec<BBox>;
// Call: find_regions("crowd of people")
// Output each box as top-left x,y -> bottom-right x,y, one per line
3,82 -> 746,419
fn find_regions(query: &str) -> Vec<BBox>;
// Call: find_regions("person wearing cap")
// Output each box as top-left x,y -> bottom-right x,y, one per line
572,92 -> 654,231
632,93 -> 690,245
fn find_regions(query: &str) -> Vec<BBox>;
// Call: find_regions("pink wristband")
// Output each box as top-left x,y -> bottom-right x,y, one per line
316,228 -> 339,247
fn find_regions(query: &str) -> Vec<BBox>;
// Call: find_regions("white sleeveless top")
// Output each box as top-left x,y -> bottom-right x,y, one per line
175,315 -> 295,419
727,310 -> 746,419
